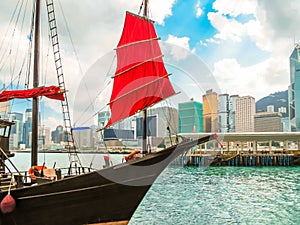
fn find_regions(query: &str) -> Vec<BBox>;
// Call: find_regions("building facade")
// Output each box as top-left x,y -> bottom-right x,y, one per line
236,96 -> 255,132
136,107 -> 178,147
51,125 -> 68,144
72,127 -> 96,148
23,109 -> 32,148
229,95 -> 239,132
178,100 -> 203,133
254,112 -> 282,132
9,112 -> 23,149
203,89 -> 218,132
218,94 -> 229,133
289,44 -> 300,131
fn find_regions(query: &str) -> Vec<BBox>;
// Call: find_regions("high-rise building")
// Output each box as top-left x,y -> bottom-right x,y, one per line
281,117 -> 291,132
229,95 -> 239,132
9,112 -> 23,149
254,112 -> 282,132
178,100 -> 203,133
218,94 -> 229,133
236,96 -> 255,132
203,89 -> 218,132
289,44 -> 300,131
51,125 -> 68,144
136,107 -> 178,137
0,101 -> 10,119
72,127 -> 95,148
23,109 -> 32,148
40,125 -> 52,148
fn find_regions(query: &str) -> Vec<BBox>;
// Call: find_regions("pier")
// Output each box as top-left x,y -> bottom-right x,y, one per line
170,132 -> 300,166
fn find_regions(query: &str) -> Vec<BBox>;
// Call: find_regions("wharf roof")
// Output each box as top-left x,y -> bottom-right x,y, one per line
180,132 -> 300,142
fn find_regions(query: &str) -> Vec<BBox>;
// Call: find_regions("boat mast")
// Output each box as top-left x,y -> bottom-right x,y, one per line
142,0 -> 149,154
32,0 -> 40,166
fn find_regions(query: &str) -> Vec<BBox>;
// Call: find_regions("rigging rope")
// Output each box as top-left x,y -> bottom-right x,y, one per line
11,0 -> 28,86
0,0 -> 22,71
74,54 -> 115,127
25,0 -> 35,89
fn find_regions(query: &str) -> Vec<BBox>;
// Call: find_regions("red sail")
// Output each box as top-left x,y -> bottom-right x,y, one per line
0,86 -> 65,102
104,12 -> 175,129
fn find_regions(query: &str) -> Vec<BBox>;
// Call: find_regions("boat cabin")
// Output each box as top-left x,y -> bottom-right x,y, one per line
0,119 -> 14,173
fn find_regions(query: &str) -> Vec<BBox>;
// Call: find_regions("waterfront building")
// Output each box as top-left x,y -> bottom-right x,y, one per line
178,100 -> 203,133
289,43 -> 300,131
0,101 -> 9,119
281,117 -> 291,132
229,95 -> 239,132
51,125 -> 68,144
136,106 -> 178,147
72,127 -> 96,148
218,94 -> 229,133
267,105 -> 274,113
236,96 -> 255,132
39,125 -> 52,148
278,106 -> 287,114
98,111 -> 111,146
9,112 -> 23,149
23,109 -> 32,148
254,112 -> 282,132
203,89 -> 218,132
98,111 -> 111,130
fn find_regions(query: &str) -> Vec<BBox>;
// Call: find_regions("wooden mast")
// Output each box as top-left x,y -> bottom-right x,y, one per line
142,0 -> 149,154
32,0 -> 40,166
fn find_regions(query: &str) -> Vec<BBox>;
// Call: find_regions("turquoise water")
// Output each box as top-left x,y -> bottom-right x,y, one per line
131,167 -> 300,225
9,153 -> 300,225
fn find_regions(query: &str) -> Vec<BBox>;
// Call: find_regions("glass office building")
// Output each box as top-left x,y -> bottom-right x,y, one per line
178,100 -> 203,133
289,44 -> 300,131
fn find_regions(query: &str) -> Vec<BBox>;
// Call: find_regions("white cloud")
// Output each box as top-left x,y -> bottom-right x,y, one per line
148,0 -> 176,25
207,0 -> 275,52
195,0 -> 203,18
165,35 -> 194,61
213,56 -> 289,99
206,0 -> 299,100
212,0 -> 257,17
42,116 -> 62,130
208,12 -> 246,42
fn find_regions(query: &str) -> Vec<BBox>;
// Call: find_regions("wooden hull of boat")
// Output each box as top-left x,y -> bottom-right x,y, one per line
0,136 -> 211,225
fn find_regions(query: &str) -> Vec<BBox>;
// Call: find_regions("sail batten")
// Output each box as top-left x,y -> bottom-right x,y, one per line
116,37 -> 160,50
113,55 -> 163,78
108,73 -> 171,105
103,12 -> 175,129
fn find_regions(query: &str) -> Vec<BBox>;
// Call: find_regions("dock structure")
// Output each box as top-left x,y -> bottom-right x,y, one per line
169,132 -> 300,167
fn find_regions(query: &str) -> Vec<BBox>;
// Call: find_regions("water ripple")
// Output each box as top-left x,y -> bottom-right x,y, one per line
130,167 -> 300,225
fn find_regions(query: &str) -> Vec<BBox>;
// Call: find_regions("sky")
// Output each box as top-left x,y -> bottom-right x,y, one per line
0,0 -> 299,129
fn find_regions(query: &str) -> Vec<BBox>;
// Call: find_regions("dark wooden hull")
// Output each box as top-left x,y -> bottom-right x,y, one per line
0,136 -> 212,225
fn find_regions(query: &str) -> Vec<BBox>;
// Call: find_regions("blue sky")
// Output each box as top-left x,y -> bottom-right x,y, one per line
0,0 -> 299,129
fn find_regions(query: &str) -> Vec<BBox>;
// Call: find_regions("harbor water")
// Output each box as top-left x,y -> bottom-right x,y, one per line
9,152 -> 300,225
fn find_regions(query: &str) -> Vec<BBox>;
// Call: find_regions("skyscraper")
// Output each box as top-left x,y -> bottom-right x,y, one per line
9,112 -> 23,149
178,100 -> 203,133
236,96 -> 255,132
23,109 -> 32,148
229,95 -> 239,132
203,89 -> 218,132
218,94 -> 229,133
289,44 -> 300,131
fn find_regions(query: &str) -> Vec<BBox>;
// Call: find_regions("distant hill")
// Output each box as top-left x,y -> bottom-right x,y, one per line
256,90 -> 288,117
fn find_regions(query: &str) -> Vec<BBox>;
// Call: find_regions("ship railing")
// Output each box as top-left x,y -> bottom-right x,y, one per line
4,166 -> 96,186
